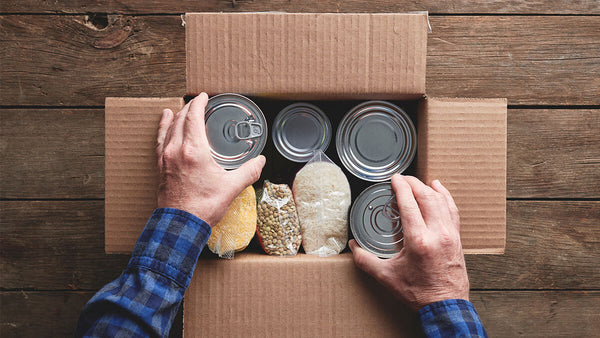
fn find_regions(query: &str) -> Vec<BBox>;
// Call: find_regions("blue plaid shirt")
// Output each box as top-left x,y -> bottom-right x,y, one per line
76,208 -> 487,337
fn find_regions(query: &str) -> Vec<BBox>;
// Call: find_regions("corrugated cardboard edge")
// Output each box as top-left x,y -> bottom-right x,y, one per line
184,253 -> 420,337
185,12 -> 428,100
417,97 -> 507,254
105,97 -> 184,254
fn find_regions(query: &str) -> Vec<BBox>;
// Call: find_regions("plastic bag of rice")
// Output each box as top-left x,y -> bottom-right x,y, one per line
293,151 -> 351,256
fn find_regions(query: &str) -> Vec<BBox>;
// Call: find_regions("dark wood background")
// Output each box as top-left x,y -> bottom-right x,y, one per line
1,1 -> 599,337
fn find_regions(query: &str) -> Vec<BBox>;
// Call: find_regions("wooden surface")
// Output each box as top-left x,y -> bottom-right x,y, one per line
1,2 -> 599,337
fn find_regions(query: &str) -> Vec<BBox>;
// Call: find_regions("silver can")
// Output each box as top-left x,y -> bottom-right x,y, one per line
272,102 -> 332,162
204,93 -> 267,169
350,182 -> 403,258
336,101 -> 416,182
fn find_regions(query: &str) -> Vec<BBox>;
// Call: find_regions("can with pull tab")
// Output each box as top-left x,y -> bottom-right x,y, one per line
204,93 -> 267,169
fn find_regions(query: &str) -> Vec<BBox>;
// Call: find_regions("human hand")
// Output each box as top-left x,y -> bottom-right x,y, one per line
155,93 -> 266,227
349,174 -> 469,311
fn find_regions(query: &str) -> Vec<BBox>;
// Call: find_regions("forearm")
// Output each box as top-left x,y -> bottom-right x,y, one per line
419,299 -> 488,338
75,208 -> 211,337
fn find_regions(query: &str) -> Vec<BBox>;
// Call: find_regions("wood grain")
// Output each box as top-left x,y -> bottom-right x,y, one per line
507,109 -> 600,198
1,200 -> 598,290
2,108 -> 597,199
1,0 -> 599,15
467,201 -> 600,289
1,16 -> 599,106
0,291 -> 183,338
1,290 -> 597,337
0,109 -> 104,199
0,201 -> 129,290
0,15 -> 186,106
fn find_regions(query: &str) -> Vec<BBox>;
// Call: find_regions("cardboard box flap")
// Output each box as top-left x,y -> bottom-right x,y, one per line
185,253 -> 420,337
105,97 -> 184,253
416,97 -> 507,254
186,12 -> 428,100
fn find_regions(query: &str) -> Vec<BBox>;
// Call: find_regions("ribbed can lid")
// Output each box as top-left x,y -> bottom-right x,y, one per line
350,182 -> 403,258
336,101 -> 416,182
272,103 -> 332,162
204,93 -> 267,169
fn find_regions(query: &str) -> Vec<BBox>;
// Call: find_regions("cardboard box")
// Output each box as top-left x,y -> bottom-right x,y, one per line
104,12 -> 507,337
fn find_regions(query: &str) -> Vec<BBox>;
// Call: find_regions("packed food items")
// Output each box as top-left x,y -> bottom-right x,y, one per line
256,181 -> 302,256
293,151 -> 351,256
207,185 -> 257,259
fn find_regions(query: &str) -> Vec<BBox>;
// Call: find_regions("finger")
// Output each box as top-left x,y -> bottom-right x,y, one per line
403,176 -> 449,229
431,179 -> 460,232
349,239 -> 386,280
156,109 -> 174,167
391,174 -> 426,240
184,93 -> 209,146
164,101 -> 191,148
227,155 -> 266,193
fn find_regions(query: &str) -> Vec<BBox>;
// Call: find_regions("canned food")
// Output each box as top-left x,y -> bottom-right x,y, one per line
204,93 -> 267,169
272,103 -> 332,162
350,182 -> 403,258
336,101 -> 416,182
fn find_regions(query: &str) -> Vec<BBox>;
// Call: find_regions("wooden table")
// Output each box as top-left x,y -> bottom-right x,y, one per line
1,1 -> 599,337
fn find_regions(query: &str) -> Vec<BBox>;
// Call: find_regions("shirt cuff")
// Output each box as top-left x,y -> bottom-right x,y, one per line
418,299 -> 488,338
128,208 -> 212,288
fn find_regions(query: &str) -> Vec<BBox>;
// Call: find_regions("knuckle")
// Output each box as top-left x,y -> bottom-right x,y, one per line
181,143 -> 198,161
248,165 -> 261,183
162,146 -> 178,162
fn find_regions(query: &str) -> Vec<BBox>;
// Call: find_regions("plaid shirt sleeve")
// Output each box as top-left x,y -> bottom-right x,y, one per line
75,208 -> 211,338
418,299 -> 488,338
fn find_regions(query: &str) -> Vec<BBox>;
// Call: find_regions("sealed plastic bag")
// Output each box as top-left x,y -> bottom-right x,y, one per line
256,181 -> 301,256
207,185 -> 257,259
293,151 -> 351,256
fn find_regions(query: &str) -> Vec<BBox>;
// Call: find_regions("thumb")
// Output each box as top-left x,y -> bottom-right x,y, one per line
349,239 -> 386,281
228,155 -> 266,192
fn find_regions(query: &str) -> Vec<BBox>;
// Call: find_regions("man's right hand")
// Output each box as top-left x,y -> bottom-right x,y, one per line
155,93 -> 266,227
349,174 -> 469,311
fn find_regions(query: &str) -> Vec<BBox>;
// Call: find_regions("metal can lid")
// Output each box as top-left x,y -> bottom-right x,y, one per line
350,182 -> 403,258
272,103 -> 332,162
204,93 -> 267,169
336,101 -> 416,182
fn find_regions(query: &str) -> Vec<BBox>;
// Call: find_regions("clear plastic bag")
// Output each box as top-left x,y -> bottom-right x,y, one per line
207,185 -> 257,259
293,151 -> 351,256
256,181 -> 301,256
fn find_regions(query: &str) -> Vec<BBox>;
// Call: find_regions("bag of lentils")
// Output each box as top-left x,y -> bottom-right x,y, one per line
293,151 -> 351,256
256,181 -> 302,256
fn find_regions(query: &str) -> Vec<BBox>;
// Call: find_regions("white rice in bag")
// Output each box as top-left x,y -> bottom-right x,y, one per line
293,151 -> 351,256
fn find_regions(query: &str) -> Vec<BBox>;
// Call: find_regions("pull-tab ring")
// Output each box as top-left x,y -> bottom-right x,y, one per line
234,121 -> 263,140
383,195 -> 400,221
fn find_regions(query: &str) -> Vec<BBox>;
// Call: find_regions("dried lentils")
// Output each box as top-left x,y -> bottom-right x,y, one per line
256,181 -> 301,256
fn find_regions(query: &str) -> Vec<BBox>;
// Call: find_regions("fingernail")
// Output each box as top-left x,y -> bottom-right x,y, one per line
432,179 -> 442,188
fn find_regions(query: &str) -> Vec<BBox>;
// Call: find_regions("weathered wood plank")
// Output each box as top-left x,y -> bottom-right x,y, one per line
0,201 -> 129,290
1,290 -> 598,337
470,291 -> 600,337
0,15 -> 185,106
0,109 -> 105,199
507,109 -> 600,198
2,108 -> 597,199
1,200 -> 598,290
1,0 -> 599,15
1,16 -> 599,106
0,291 -> 183,338
467,201 -> 600,289
426,16 -> 600,105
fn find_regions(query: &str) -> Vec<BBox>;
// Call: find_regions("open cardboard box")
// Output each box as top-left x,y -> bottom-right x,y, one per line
105,12 -> 506,337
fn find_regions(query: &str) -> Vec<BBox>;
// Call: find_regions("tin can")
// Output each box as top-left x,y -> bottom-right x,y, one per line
350,182 -> 403,258
204,93 -> 267,169
272,102 -> 332,162
336,101 -> 416,182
